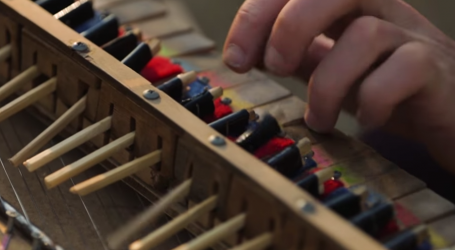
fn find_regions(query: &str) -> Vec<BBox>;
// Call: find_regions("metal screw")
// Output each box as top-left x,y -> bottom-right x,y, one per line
72,42 -> 90,53
198,76 -> 210,85
296,199 -> 316,214
209,135 -> 226,146
333,170 -> 342,180
220,97 -> 232,105
143,89 -> 160,100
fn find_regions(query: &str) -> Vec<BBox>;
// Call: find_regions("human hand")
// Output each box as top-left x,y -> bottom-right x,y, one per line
222,0 -> 455,172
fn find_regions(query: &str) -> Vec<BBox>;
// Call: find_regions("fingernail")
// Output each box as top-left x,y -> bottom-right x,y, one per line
224,44 -> 245,68
265,46 -> 286,74
304,109 -> 326,133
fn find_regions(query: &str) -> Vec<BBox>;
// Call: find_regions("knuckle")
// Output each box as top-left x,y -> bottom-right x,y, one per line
347,16 -> 383,43
404,42 -> 436,71
275,15 -> 298,34
236,2 -> 262,27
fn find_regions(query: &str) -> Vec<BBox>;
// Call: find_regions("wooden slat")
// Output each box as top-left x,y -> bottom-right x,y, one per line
222,79 -> 291,112
131,12 -> 192,39
171,52 -> 225,72
104,0 -> 166,24
364,168 -> 426,200
428,215 -> 455,248
158,32 -> 216,58
396,189 -> 455,223
198,67 -> 267,90
253,96 -> 307,126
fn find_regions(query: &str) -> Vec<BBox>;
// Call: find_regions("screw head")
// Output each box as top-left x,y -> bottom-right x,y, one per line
209,135 -> 226,146
143,89 -> 160,100
198,76 -> 210,85
296,199 -> 316,214
220,97 -> 232,105
72,42 -> 89,53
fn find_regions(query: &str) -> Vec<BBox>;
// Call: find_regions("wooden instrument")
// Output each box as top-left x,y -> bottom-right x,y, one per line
0,0 -> 453,250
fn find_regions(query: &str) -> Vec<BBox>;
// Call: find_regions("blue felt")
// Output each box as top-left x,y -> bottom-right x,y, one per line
416,241 -> 433,250
184,79 -> 212,99
74,11 -> 104,33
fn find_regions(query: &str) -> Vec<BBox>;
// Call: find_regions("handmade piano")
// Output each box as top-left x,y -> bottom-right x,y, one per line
0,0 -> 453,250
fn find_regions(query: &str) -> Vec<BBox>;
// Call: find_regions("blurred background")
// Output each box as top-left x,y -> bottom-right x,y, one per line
179,0 -> 455,136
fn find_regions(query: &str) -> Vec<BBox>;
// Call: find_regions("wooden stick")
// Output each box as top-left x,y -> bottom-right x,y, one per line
0,77 -> 56,123
297,137 -> 312,156
24,116 -> 112,172
172,214 -> 246,250
70,150 -> 162,196
148,38 -> 161,55
0,44 -> 11,63
209,87 -> 223,100
230,233 -> 273,250
129,195 -> 218,250
9,95 -> 87,167
0,65 -> 40,102
108,179 -> 193,250
44,132 -> 135,189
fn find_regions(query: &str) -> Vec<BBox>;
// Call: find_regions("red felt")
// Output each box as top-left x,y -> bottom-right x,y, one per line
141,56 -> 184,83
394,202 -> 421,227
254,137 -> 295,159
378,219 -> 400,240
203,98 -> 233,123
225,136 -> 295,159
118,27 -> 125,37
321,179 -> 344,198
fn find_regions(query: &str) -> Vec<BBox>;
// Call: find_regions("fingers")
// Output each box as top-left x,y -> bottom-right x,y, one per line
222,0 -> 288,73
294,34 -> 334,82
305,17 -> 410,132
356,41 -> 437,129
265,0 -> 358,75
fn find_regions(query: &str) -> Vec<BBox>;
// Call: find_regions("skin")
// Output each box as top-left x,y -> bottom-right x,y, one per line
222,0 -> 455,174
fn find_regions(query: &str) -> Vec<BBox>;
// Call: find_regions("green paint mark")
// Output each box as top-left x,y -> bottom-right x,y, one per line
332,165 -> 364,185
158,45 -> 177,57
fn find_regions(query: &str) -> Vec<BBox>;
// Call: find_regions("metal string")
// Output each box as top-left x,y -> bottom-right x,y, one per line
0,128 -> 28,222
58,156 -> 109,250
10,121 -> 46,227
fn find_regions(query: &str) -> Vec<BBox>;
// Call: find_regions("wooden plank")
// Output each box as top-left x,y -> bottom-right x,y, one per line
131,12 -> 192,39
198,67 -> 267,90
364,168 -> 426,200
428,215 -> 455,248
158,31 -> 216,58
171,52 -> 225,72
253,96 -> 307,126
395,189 -> 455,223
222,79 -> 291,112
322,151 -> 397,187
105,0 -> 166,24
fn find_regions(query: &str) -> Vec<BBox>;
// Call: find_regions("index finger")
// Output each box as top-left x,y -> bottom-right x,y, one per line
222,0 -> 288,73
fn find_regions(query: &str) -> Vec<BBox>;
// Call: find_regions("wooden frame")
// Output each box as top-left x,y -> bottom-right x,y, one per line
0,0 -> 421,249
